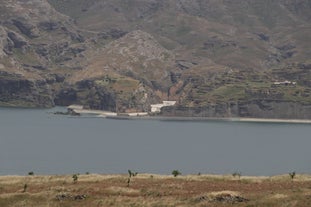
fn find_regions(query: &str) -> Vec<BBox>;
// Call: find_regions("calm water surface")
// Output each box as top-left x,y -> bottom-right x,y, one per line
0,107 -> 310,176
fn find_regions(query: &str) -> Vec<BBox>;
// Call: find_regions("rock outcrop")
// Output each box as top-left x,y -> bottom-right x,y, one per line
0,72 -> 54,107
0,0 -> 90,107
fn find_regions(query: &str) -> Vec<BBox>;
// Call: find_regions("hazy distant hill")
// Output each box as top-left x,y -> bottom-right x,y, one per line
0,0 -> 310,118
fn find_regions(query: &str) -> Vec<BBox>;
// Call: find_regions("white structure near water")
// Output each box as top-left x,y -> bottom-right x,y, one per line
68,101 -> 176,116
151,101 -> 176,113
273,80 -> 297,86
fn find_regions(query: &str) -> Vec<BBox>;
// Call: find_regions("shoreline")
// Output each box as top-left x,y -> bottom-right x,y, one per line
230,117 -> 311,124
66,105 -> 311,124
1,173 -> 311,180
106,115 -> 311,124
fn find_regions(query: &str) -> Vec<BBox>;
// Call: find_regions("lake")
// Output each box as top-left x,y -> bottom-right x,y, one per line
0,107 -> 310,176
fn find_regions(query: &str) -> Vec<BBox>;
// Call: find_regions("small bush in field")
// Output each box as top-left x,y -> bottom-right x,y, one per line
172,170 -> 181,177
72,174 -> 79,183
127,170 -> 138,187
289,171 -> 296,180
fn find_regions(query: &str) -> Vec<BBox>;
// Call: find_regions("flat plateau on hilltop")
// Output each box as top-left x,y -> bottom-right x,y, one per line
1,174 -> 311,206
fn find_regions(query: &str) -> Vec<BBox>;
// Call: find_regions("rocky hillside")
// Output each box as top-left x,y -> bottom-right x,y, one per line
0,0 -> 87,107
48,0 -> 311,69
0,0 -> 310,118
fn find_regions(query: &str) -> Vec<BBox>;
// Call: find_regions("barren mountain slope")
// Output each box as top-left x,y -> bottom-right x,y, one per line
0,0 -> 126,107
65,30 -> 180,112
48,0 -> 311,70
0,0 -> 310,118
0,0 -> 81,107
71,30 -> 175,85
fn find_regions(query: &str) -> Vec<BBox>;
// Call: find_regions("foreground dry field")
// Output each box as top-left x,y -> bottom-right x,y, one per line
1,174 -> 311,207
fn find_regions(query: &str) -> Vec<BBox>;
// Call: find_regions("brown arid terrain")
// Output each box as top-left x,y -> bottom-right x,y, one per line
0,0 -> 311,118
1,173 -> 311,207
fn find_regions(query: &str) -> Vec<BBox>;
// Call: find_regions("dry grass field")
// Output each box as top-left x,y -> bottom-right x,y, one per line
1,173 -> 311,207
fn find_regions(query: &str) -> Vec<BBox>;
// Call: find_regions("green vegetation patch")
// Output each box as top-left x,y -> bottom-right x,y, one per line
12,48 -> 41,66
209,84 -> 246,101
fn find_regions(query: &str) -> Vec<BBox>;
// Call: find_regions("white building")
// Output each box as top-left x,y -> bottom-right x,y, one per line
151,101 -> 176,113
273,80 -> 297,86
